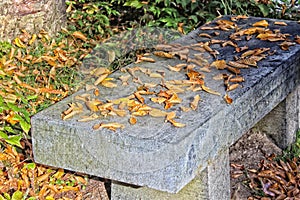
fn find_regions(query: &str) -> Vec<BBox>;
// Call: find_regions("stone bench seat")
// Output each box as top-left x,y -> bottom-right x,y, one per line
31,16 -> 300,199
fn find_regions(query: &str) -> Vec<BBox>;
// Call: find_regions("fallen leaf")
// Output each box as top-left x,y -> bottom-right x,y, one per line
224,93 -> 233,104
190,94 -> 201,110
94,122 -> 125,131
86,100 -> 101,112
153,51 -> 174,59
129,116 -> 137,125
202,85 -> 220,95
62,103 -> 83,120
274,21 -> 287,26
228,61 -> 249,69
72,31 -> 87,41
253,20 -> 269,27
94,73 -> 109,86
227,83 -> 240,91
169,119 -> 186,128
149,108 -> 168,117
210,60 -> 227,69
78,113 -> 99,122
165,111 -> 176,122
101,80 -> 117,88
139,57 -> 156,63
151,97 -> 167,104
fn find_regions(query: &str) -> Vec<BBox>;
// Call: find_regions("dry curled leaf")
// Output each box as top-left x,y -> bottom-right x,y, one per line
202,85 -> 221,96
190,94 -> 201,110
93,122 -> 125,131
153,51 -> 174,58
210,60 -> 227,69
129,116 -> 137,125
224,93 -> 233,104
274,21 -> 287,26
253,20 -> 269,27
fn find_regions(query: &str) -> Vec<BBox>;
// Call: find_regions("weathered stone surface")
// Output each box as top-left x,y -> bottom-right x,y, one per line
111,139 -> 229,200
31,15 -> 300,196
254,85 -> 300,149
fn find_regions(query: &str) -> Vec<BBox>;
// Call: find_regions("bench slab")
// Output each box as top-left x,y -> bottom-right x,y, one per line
31,15 -> 300,198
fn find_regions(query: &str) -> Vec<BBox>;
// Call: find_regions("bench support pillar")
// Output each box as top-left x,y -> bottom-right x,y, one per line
254,85 -> 300,149
111,148 -> 230,200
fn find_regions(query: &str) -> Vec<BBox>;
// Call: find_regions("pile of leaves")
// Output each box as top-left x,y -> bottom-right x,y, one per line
0,144 -> 87,199
0,23 -> 95,199
232,155 -> 300,199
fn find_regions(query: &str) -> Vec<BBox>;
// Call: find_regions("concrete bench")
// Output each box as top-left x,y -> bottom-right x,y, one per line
31,16 -> 300,199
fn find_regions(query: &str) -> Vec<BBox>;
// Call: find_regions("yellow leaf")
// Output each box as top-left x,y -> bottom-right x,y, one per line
252,20 -> 269,27
169,119 -> 186,128
165,111 -> 176,122
94,122 -> 125,131
101,80 -> 117,88
129,116 -> 137,125
274,21 -> 287,26
29,34 -> 37,45
14,38 -> 26,48
149,108 -> 168,117
94,73 -> 109,85
167,93 -> 182,104
151,97 -> 167,104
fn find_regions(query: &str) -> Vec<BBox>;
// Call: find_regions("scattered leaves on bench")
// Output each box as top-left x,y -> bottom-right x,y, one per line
61,16 -> 300,130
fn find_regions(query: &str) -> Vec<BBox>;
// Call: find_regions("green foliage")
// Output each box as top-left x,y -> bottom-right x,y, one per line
0,95 -> 31,148
280,130 -> 300,161
66,0 -> 120,38
0,190 -> 23,200
0,42 -> 12,58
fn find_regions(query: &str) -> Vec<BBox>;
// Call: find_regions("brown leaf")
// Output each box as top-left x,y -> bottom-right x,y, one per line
153,51 -> 174,59
224,93 -> 233,104
228,61 -> 249,69
134,91 -> 145,104
210,60 -> 227,69
199,33 -> 212,38
72,31 -> 87,41
226,83 -> 240,91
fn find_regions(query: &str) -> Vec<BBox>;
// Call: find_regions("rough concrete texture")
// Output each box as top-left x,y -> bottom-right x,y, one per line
31,15 -> 300,198
254,85 -> 300,149
111,148 -> 229,200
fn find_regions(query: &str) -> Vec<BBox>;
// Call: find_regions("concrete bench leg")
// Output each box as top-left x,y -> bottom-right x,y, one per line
254,85 -> 300,149
111,148 -> 230,200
